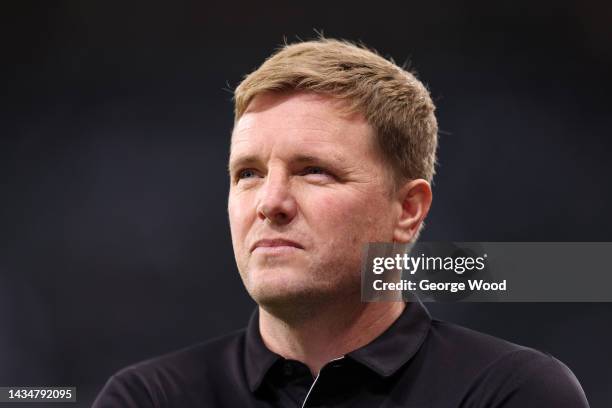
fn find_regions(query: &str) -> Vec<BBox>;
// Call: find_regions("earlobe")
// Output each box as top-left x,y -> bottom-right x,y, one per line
392,179 -> 433,243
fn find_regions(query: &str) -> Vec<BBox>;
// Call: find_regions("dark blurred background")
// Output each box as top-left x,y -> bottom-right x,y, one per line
2,0 -> 611,406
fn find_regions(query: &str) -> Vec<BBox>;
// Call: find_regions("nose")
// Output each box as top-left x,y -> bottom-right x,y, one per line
256,170 -> 297,225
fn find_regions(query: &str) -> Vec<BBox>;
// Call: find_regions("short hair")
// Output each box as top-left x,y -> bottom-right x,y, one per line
233,38 -> 438,185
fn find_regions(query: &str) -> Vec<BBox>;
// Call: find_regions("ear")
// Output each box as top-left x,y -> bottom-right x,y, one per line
393,179 -> 433,243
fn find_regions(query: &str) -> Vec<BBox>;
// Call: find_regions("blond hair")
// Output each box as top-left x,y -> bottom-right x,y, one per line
234,38 -> 438,184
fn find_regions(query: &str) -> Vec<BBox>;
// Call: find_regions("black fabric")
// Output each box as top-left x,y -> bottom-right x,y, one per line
93,301 -> 589,407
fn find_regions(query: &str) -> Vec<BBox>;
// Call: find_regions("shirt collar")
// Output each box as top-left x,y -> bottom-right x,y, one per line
244,299 -> 432,391
244,308 -> 282,392
347,298 -> 432,377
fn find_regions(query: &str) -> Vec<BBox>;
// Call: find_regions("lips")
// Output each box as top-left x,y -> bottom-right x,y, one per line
250,238 -> 304,252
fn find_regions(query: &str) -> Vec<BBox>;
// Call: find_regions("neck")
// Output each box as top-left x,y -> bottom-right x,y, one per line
258,299 -> 405,376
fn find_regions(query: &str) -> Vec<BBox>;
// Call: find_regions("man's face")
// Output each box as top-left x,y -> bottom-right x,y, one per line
228,92 -> 401,309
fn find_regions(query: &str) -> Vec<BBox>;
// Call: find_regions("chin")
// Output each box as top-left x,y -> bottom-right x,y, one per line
248,274 -> 359,317
249,275 -> 329,303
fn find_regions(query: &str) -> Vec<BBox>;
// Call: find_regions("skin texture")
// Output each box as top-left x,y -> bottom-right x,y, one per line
228,91 -> 432,375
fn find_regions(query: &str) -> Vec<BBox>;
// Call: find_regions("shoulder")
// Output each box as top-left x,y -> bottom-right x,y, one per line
92,329 -> 247,408
424,320 -> 589,407
427,319 -> 533,361
115,327 -> 246,383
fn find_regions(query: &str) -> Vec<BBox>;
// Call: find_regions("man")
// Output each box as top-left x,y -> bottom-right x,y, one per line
93,38 -> 589,407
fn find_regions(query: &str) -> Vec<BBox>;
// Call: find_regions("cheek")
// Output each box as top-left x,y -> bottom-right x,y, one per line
307,192 -> 389,239
228,193 -> 253,243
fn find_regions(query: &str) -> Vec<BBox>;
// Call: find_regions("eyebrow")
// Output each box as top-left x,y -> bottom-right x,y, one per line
227,155 -> 258,173
227,153 -> 345,173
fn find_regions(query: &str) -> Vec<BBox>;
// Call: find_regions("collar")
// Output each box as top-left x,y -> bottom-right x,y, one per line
347,299 -> 432,377
244,299 -> 432,392
244,308 -> 282,392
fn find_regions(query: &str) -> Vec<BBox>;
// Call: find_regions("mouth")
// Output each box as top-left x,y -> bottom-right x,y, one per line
250,238 -> 304,253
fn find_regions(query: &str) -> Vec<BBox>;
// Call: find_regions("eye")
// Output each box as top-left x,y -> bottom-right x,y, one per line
300,166 -> 336,182
302,166 -> 327,176
237,168 -> 259,180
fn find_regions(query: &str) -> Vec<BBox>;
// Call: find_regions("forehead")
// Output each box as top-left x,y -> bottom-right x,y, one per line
230,92 -> 375,159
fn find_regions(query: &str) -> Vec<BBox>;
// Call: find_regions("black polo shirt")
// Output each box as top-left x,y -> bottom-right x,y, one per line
93,301 -> 589,407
